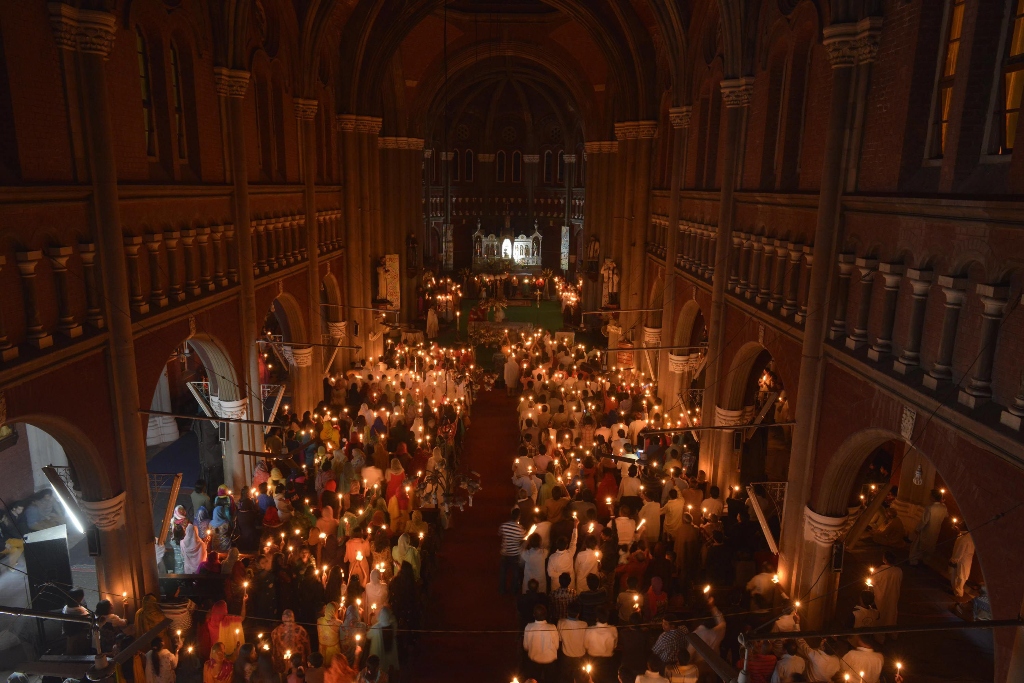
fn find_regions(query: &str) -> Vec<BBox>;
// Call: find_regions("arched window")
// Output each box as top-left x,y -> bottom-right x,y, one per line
512,150 -> 522,182
465,149 -> 474,182
272,73 -> 286,179
452,148 -> 460,182
543,150 -> 554,183
169,43 -> 187,161
928,0 -> 966,158
0,27 -> 21,180
577,144 -> 585,184
989,1 -> 1024,154
557,150 -> 565,184
254,75 -> 273,175
136,29 -> 156,158
496,150 -> 507,182
759,55 -> 787,189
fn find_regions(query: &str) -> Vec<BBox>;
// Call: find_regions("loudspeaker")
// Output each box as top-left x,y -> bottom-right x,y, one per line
733,430 -> 743,452
23,524 -> 73,611
831,540 -> 845,573
218,420 -> 228,442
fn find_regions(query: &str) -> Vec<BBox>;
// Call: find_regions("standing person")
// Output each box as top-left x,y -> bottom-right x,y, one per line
505,354 -> 522,396
557,603 -> 588,680
366,607 -> 399,680
795,638 -> 840,683
840,636 -> 883,683
523,604 -> 559,682
949,521 -> 975,599
144,637 -> 181,683
204,643 -> 233,683
872,551 -> 903,632
317,603 -> 343,663
61,588 -> 90,655
521,533 -> 549,594
271,610 -> 311,674
583,607 -> 617,683
769,639 -> 805,683
673,514 -> 701,582
549,573 -> 577,622
499,509 -> 527,595
573,537 -> 601,593
635,655 -> 670,683
909,489 -> 947,566
180,524 -> 207,574
546,518 -> 579,588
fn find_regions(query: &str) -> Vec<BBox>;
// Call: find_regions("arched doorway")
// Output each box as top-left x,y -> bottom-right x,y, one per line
144,333 -> 247,504
0,416 -> 127,650
260,293 -> 314,418
807,430 -> 993,681
321,272 -> 347,377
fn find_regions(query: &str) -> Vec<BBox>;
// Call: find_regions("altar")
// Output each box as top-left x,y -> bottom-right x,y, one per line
471,220 -> 543,271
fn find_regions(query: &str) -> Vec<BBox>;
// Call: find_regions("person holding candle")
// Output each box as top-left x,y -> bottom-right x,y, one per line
203,643 -> 233,683
143,637 -> 182,683
271,610 -> 311,674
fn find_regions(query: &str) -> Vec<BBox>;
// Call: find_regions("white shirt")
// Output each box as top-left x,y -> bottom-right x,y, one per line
574,549 -> 601,593
635,671 -> 670,683
688,608 -> 725,661
523,621 -> 559,664
614,516 -> 636,545
770,654 -> 806,683
144,649 -> 178,683
701,496 -> 724,519
557,618 -> 588,658
841,647 -> 884,683
797,640 -> 841,683
584,623 -> 618,657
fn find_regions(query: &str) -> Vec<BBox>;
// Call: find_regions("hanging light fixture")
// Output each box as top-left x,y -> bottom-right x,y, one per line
913,465 -> 923,486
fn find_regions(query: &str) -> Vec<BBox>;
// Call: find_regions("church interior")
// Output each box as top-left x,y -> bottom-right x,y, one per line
0,0 -> 1023,681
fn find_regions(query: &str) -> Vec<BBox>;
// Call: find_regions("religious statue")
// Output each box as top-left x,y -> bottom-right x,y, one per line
586,236 -> 601,279
600,258 -> 620,308
375,256 -> 390,302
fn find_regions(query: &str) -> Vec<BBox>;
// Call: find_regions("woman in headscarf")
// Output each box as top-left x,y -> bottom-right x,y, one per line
363,570 -> 388,626
203,643 -> 233,683
209,506 -> 232,553
180,524 -> 207,575
317,602 -> 343,662
370,533 -> 394,583
337,602 -> 366,666
133,594 -> 167,643
270,610 -> 310,674
537,472 -> 557,507
171,505 -> 188,534
596,471 -> 618,518
391,533 -> 420,581
358,404 -> 375,429
230,643 -> 257,683
405,510 -> 428,539
296,566 -> 324,636
316,506 -> 339,537
220,548 -> 240,576
385,459 -> 405,498
366,607 -> 399,678
252,460 -> 271,489
194,506 -> 212,537
386,487 -> 410,535
199,600 -> 229,660
323,653 -> 357,683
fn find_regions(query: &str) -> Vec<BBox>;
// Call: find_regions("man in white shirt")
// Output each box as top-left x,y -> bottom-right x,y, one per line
701,486 -> 724,520
661,489 -> 685,539
770,639 -> 806,683
574,537 -> 601,593
872,551 -> 902,631
949,523 -> 975,598
546,519 -> 579,587
840,636 -> 883,683
557,603 -> 588,679
635,654 -> 671,683
687,602 -> 726,663
523,604 -> 559,681
796,638 -> 841,683
583,607 -> 617,681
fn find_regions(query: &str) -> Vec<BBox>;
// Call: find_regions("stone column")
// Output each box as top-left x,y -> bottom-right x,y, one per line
828,254 -> 856,339
142,234 -> 168,308
211,225 -> 228,287
735,233 -> 751,294
795,245 -> 813,324
214,65 -> 264,460
180,228 -> 200,295
866,262 -> 904,360
746,235 -> 763,300
78,242 -> 105,329
782,243 -> 803,317
768,240 -> 788,310
727,233 -> 742,291
800,508 -> 851,627
0,257 -> 17,361
47,246 -> 83,338
756,239 -> 776,305
122,238 -> 149,315
700,76 -> 753,484
49,4 -> 159,598
627,123 -> 657,319
16,251 -> 53,348
893,269 -> 933,374
923,276 -> 968,389
958,285 -> 1010,408
253,220 -> 267,273
196,227 -> 214,291
163,231 -> 184,302
338,115 -> 366,362
223,224 -> 238,284
296,97 -> 322,415
780,18 -> 878,611
658,108 -> 690,394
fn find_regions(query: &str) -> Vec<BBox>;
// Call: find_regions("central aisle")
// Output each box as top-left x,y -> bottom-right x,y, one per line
414,389 -> 521,681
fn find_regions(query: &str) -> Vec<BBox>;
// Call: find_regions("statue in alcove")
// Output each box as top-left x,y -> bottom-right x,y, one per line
600,258 -> 620,308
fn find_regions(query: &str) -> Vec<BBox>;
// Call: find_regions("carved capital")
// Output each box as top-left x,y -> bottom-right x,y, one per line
803,506 -> 851,546
562,154 -> 577,164
584,141 -> 618,154
822,22 -> 860,68
355,116 -> 382,135
293,98 -> 319,121
669,106 -> 692,129
855,16 -> 884,64
423,148 -> 433,159
217,398 -> 248,421
213,67 -> 251,98
714,405 -> 754,427
48,4 -> 117,57
642,326 -> 662,345
614,120 -> 659,140
336,114 -> 358,132
720,78 -> 755,108
327,321 -> 347,340
477,153 -> 495,162
80,492 -> 126,531
522,154 -> 540,163
378,137 -> 400,149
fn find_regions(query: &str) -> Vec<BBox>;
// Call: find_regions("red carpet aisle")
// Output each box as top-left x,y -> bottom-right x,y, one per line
413,389 -> 521,682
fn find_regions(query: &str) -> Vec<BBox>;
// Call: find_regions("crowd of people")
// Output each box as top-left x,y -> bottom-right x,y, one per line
45,343 -> 479,683
498,330 -> 903,683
